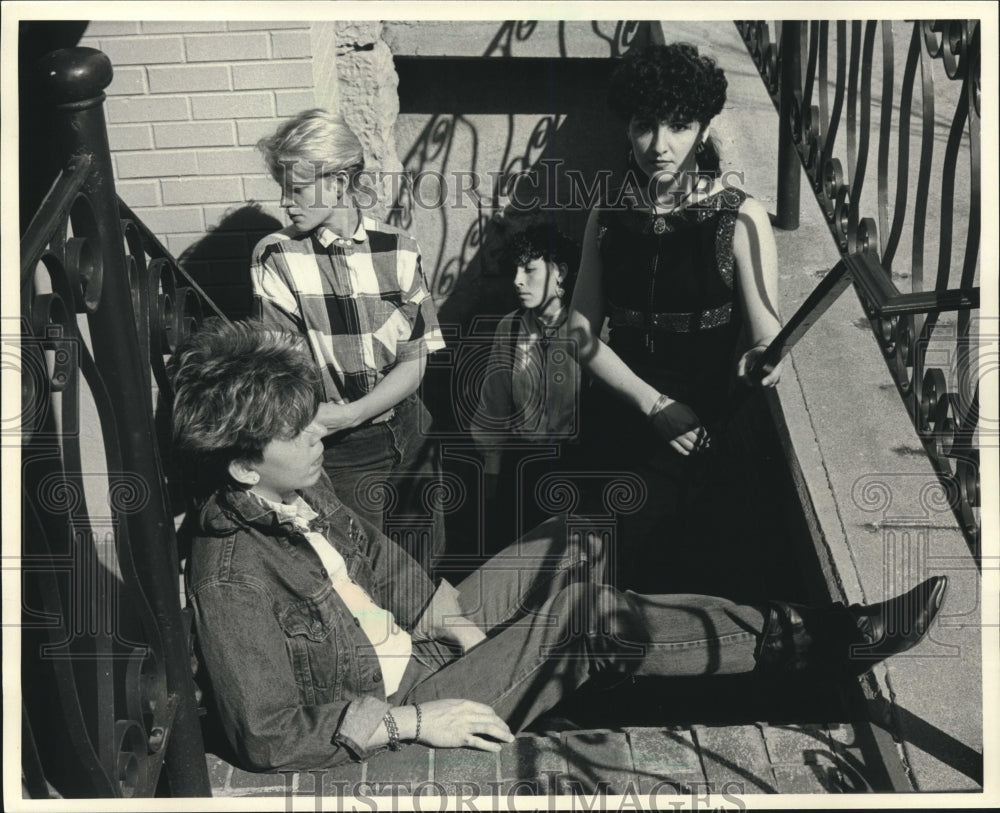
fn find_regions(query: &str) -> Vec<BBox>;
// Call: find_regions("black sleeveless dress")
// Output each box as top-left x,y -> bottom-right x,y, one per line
589,186 -> 748,457
582,186 -> 753,591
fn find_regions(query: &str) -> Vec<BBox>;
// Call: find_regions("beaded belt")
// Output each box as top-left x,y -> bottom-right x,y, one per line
608,301 -> 733,333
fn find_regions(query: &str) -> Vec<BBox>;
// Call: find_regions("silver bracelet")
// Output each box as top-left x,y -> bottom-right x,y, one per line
383,710 -> 402,751
647,393 -> 671,422
414,703 -> 422,744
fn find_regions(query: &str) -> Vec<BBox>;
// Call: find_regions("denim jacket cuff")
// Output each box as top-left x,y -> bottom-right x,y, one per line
333,695 -> 392,762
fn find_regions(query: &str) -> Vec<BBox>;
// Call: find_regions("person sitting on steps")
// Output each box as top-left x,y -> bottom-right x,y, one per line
173,318 -> 947,772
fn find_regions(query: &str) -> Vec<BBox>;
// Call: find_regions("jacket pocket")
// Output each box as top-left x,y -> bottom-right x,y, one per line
277,599 -> 338,698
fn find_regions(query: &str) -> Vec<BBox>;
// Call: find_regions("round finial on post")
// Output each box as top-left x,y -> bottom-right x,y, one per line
35,47 -> 114,108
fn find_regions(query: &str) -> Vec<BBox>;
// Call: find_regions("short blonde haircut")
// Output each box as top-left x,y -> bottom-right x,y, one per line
257,108 -> 364,184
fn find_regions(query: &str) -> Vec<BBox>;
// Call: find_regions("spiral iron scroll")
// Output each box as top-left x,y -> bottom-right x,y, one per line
20,48 -> 216,796
736,20 -> 981,551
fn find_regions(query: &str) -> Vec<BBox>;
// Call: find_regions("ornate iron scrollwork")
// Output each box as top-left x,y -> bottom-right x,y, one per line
737,19 -> 981,552
20,47 -> 212,797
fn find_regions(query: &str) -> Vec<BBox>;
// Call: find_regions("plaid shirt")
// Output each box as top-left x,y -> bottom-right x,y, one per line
251,215 -> 445,403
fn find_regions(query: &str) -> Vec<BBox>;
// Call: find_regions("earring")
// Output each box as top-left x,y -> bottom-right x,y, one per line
556,283 -> 565,299
696,142 -> 706,154
246,471 -> 260,485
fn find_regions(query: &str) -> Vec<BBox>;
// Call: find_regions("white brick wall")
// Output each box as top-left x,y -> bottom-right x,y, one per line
79,21 -> 321,315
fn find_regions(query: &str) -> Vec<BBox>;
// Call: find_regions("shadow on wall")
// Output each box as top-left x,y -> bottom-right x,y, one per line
178,203 -> 282,321
387,26 -> 650,562
389,18 -> 650,332
391,54 -> 629,440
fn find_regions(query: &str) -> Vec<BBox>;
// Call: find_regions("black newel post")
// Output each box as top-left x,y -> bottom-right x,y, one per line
776,21 -> 802,230
36,47 -> 211,797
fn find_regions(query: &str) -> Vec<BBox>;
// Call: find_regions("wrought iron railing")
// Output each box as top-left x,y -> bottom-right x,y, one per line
736,20 -> 981,554
19,47 -> 213,797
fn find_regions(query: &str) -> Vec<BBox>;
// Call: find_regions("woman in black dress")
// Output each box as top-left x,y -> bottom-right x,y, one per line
568,43 -> 783,592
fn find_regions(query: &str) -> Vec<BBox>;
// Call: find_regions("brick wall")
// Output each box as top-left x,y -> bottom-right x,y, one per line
79,21 -> 320,317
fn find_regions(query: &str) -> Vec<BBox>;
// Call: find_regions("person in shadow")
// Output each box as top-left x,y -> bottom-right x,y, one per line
471,221 -> 584,549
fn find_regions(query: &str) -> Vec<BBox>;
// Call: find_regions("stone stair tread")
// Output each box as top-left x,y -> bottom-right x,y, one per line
625,726 -> 705,794
693,723 -> 776,793
207,722 -> 881,797
559,730 -> 635,794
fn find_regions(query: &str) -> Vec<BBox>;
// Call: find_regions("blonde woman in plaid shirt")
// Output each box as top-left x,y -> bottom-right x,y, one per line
251,109 -> 447,570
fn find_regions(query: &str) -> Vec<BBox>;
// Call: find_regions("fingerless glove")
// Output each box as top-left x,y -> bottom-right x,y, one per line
647,395 -> 702,441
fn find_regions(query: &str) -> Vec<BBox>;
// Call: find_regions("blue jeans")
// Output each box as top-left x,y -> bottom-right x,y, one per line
392,517 -> 766,732
323,394 -> 445,572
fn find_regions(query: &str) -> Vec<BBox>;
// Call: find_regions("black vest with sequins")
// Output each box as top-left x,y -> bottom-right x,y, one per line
597,186 -> 747,422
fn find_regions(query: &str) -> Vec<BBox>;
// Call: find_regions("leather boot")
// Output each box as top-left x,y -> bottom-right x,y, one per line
755,576 -> 947,677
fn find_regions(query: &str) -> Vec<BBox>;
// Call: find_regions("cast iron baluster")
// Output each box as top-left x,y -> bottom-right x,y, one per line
876,22 -> 894,260
800,22 -> 821,173
819,23 -> 847,237
24,168 -> 162,797
776,21 -> 801,229
24,47 -> 210,796
847,22 -> 878,255
959,22 -> 981,298
912,22 -> 936,304
845,22 -> 861,208
736,20 -> 981,553
882,25 -> 921,273
816,23 -> 830,184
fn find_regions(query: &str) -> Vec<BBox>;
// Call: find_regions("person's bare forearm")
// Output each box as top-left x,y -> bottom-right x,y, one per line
569,208 -> 665,418
316,356 -> 424,434
583,337 -> 663,416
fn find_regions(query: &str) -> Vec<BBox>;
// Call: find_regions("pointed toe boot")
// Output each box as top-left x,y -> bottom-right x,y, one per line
844,575 -> 948,675
755,575 -> 948,678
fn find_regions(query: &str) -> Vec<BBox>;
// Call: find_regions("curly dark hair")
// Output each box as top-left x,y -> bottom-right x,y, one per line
505,222 -> 581,302
608,43 -> 727,128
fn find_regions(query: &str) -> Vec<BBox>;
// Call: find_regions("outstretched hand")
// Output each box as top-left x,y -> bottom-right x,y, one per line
416,699 -> 514,752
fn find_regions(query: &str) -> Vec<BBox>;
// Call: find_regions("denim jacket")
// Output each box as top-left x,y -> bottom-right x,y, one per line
185,475 -> 438,771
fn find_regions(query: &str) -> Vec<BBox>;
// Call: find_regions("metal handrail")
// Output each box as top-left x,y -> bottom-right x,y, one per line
737,20 -> 981,552
21,155 -> 93,285
20,47 -> 212,797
